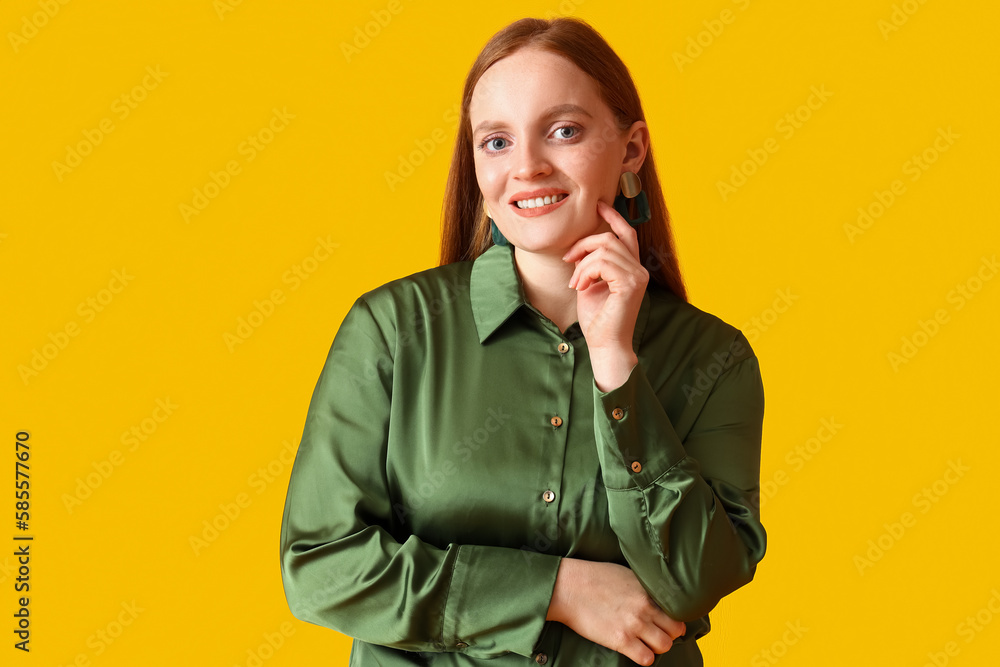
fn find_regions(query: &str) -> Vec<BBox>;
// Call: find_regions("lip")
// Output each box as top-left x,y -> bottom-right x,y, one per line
508,188 -> 570,218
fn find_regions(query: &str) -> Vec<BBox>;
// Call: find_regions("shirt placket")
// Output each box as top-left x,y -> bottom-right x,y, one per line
522,309 -> 583,667
521,307 -> 579,554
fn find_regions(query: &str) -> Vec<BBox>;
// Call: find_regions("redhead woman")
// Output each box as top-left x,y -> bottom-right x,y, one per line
280,16 -> 766,667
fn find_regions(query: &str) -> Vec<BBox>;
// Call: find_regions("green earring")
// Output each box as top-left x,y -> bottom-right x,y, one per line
613,171 -> 651,226
485,201 -> 510,246
490,219 -> 509,246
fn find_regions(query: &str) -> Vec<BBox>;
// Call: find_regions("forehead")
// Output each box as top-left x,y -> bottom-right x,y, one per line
469,47 -> 604,121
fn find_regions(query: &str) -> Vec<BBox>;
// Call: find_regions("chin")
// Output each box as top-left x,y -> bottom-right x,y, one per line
511,234 -> 576,255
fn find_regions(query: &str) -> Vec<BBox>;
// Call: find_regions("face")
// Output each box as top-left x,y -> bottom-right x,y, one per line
469,47 -> 646,256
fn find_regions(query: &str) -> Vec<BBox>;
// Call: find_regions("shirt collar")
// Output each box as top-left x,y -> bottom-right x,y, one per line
469,243 -> 651,352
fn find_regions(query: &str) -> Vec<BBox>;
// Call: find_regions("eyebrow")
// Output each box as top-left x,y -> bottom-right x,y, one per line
472,103 -> 593,137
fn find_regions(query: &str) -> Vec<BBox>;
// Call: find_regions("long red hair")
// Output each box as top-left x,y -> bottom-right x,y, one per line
438,16 -> 687,301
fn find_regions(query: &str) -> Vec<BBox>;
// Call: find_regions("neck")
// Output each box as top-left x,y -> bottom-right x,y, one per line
513,248 -> 578,333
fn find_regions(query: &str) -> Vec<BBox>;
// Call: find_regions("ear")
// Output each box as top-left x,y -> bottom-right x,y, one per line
621,120 -> 649,175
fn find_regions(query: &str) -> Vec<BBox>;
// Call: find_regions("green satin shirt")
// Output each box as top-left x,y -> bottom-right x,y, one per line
279,242 -> 766,666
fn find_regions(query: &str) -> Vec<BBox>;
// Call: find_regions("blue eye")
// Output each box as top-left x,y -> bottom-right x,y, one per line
479,136 -> 508,152
554,126 -> 577,139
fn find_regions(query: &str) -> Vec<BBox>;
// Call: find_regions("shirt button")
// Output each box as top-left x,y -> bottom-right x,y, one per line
535,652 -> 548,664
612,407 -> 625,420
631,461 -> 642,473
542,490 -> 555,503
557,342 -> 569,354
550,415 -> 563,428
456,641 -> 468,648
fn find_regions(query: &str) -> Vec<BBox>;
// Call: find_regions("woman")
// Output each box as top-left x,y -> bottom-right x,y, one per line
279,16 -> 766,667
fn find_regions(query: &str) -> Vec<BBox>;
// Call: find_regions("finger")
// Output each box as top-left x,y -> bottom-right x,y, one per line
640,600 -> 683,651
597,198 -> 641,260
635,624 -> 675,655
570,249 -> 634,292
563,196 -> 642,264
563,230 -> 635,264
621,639 -> 656,667
652,613 -> 686,640
569,247 -> 628,289
570,248 -> 645,292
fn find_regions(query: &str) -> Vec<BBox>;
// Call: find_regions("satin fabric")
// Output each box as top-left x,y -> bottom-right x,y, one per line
279,243 -> 766,665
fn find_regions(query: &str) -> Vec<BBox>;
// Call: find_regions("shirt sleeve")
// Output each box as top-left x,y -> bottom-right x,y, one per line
591,330 -> 766,622
279,296 -> 562,660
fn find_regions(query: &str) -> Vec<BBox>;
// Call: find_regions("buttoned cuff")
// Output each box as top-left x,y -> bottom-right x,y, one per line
442,545 -> 561,659
593,361 -> 687,491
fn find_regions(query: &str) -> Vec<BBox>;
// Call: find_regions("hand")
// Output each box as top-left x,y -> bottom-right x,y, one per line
562,199 -> 649,390
546,558 -> 686,666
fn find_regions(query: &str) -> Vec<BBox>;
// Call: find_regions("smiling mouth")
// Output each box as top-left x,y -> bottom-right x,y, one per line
508,193 -> 570,218
513,193 -> 568,209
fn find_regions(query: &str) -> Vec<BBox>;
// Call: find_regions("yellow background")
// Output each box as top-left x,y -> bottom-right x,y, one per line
2,0 -> 998,664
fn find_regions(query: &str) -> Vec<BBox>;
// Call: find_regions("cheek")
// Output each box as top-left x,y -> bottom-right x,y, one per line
565,151 -> 617,194
474,161 -> 504,196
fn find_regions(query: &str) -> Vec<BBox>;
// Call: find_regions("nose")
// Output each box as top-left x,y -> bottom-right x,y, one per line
512,137 -> 552,180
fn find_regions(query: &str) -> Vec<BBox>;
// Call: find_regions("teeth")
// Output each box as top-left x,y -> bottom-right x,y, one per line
516,193 -> 566,209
